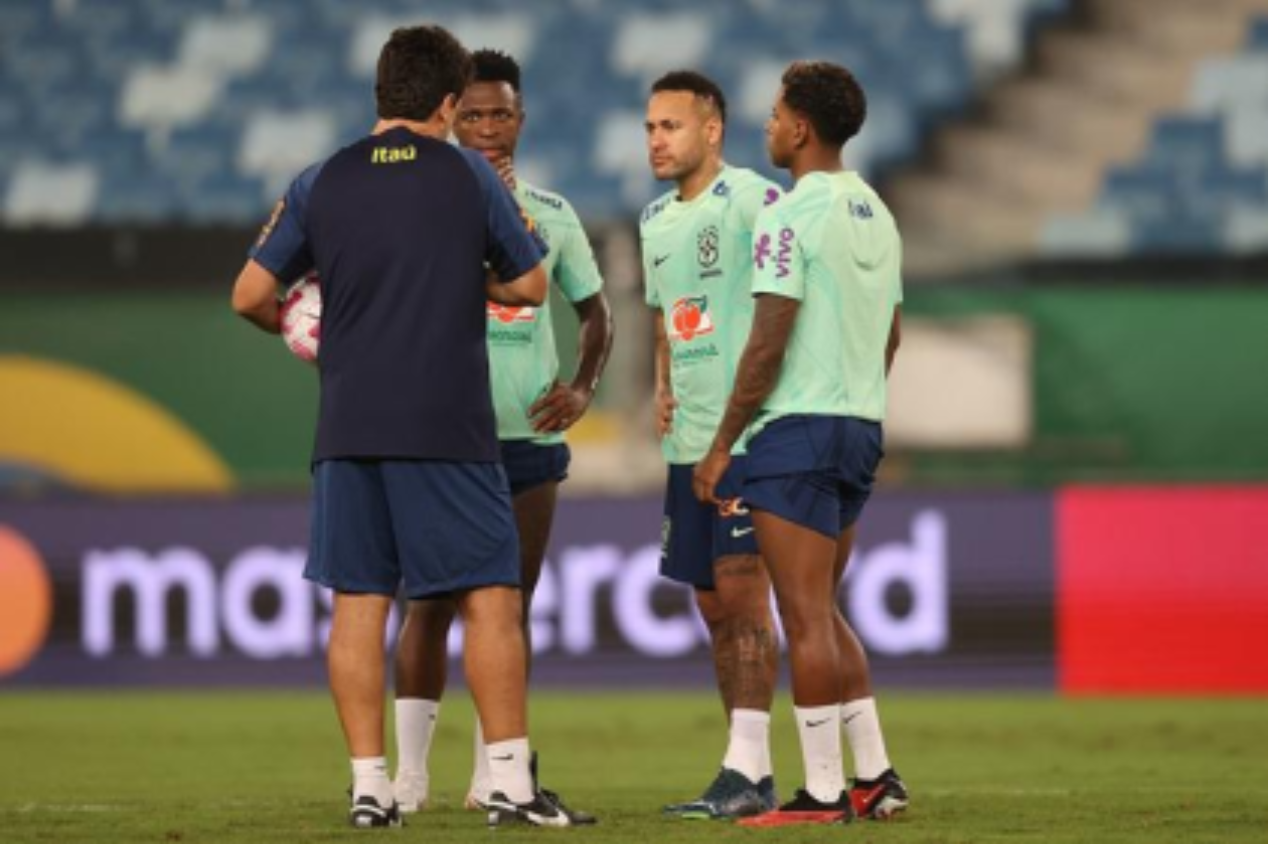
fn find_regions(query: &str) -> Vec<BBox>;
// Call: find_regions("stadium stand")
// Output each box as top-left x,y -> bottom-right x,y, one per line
0,0 -> 1063,229
1043,16 -> 1268,257
888,0 -> 1268,271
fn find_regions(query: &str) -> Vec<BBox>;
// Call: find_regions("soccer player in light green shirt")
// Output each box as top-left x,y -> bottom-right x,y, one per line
392,50 -> 612,823
695,61 -> 909,826
642,70 -> 782,820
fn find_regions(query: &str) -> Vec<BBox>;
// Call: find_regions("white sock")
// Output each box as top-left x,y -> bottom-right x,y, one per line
351,756 -> 393,805
394,698 -> 440,780
794,704 -> 845,803
722,708 -> 771,783
470,718 -> 490,794
841,697 -> 891,781
486,737 -> 533,803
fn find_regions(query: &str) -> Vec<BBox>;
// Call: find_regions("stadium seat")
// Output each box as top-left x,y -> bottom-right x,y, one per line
238,109 -> 339,196
1191,54 -> 1268,117
0,0 -> 1069,225
1144,116 -> 1225,171
1247,16 -> 1268,51
4,160 -> 99,226
1040,207 -> 1133,256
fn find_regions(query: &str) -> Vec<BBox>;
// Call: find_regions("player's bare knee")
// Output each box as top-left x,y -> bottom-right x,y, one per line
408,598 -> 457,638
694,588 -> 726,628
712,557 -> 773,616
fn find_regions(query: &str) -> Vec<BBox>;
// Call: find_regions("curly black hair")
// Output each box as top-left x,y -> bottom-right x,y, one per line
375,25 -> 472,121
781,61 -> 866,147
651,69 -> 727,125
472,48 -> 521,93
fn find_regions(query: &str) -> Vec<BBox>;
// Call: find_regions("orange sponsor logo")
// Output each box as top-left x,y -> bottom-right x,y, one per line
668,295 -> 715,342
0,526 -> 53,678
487,303 -> 538,324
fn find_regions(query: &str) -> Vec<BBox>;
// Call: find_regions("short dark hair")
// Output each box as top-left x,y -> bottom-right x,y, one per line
471,48 -> 521,93
651,69 -> 727,125
375,25 -> 471,121
781,61 -> 866,148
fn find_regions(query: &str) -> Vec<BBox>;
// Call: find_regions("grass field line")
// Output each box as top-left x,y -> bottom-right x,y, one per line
15,804 -> 122,813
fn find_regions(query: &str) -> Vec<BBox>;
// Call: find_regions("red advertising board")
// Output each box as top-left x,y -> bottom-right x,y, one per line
1057,487 -> 1268,694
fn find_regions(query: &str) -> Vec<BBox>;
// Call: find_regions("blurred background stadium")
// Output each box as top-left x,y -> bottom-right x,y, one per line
4,1 -> 1268,840
3,0 -> 1268,764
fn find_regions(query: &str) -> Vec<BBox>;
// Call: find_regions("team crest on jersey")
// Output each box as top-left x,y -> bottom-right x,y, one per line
668,295 -> 715,342
487,303 -> 538,324
697,226 -> 719,268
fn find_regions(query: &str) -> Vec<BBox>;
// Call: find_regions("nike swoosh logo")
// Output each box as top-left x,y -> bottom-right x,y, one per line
805,718 -> 831,728
730,527 -> 754,538
842,712 -> 861,725
492,754 -> 514,762
653,254 -> 671,267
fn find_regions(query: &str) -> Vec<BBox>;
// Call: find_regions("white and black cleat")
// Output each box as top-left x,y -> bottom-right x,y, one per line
486,790 -> 573,828
530,752 -> 597,825
348,794 -> 404,829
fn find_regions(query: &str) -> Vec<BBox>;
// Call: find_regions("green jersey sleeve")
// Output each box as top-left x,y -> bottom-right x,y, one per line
554,200 -> 604,303
751,204 -> 806,301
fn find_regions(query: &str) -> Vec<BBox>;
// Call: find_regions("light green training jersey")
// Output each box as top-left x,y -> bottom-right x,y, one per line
488,180 -> 604,444
641,165 -> 783,463
749,170 -> 902,435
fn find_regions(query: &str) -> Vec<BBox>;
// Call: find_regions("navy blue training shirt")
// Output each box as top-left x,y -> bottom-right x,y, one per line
250,127 -> 546,463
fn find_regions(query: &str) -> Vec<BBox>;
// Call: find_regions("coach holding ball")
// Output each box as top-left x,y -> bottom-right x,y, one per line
230,24 -> 589,830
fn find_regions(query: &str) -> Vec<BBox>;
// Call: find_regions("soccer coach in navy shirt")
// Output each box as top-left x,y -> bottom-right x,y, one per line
232,25 -> 585,829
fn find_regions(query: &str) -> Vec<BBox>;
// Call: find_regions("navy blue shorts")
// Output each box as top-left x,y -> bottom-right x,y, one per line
661,456 -> 758,590
499,440 -> 570,496
305,459 -> 520,599
744,415 -> 883,539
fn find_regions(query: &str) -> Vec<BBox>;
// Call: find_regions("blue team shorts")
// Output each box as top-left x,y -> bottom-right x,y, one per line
499,440 -> 571,496
743,415 -> 884,540
661,456 -> 759,590
305,458 -> 520,599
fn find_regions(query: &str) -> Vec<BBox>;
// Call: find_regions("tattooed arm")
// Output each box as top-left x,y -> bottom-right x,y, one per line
692,294 -> 801,504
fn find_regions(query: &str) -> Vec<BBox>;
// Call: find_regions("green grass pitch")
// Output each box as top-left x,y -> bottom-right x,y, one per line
1,690 -> 1265,842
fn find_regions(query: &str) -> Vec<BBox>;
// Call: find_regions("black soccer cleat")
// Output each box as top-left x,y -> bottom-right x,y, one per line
663,768 -> 773,820
757,775 -> 779,812
486,790 -> 574,828
531,751 -> 597,825
849,768 -> 909,820
348,794 -> 404,828
737,787 -> 855,827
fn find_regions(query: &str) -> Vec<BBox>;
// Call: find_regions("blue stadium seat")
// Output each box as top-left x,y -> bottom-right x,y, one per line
1145,116 -> 1226,171
1101,164 -> 1178,223
176,172 -> 267,224
1195,163 -> 1268,213
1132,212 -> 1223,253
95,171 -> 180,224
1247,16 -> 1268,51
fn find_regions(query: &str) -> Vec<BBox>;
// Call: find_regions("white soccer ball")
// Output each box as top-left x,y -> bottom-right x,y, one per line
280,272 -> 321,364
